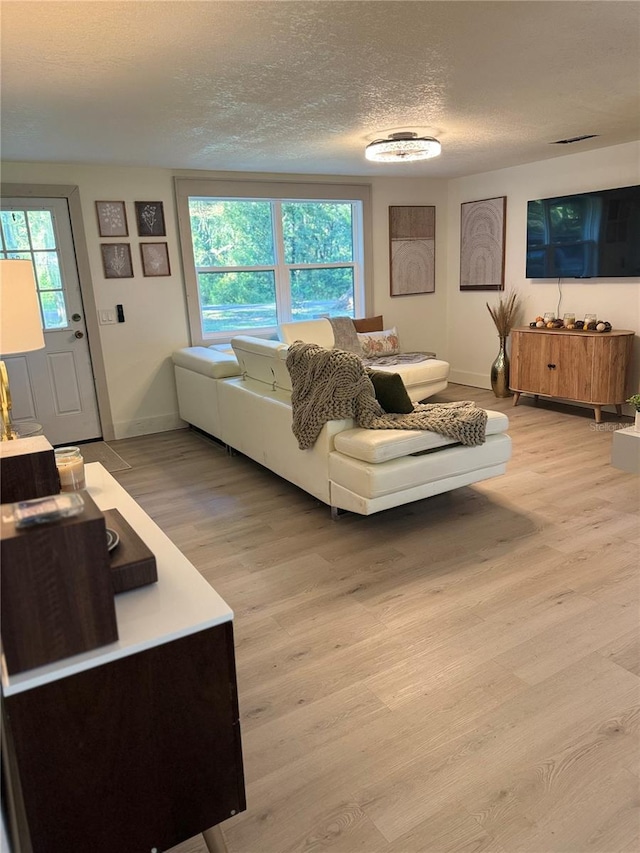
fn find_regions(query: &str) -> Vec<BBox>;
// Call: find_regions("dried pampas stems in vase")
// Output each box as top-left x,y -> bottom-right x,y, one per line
486,291 -> 521,397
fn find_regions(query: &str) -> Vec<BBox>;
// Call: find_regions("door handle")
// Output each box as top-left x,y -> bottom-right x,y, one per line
74,331 -> 84,339
72,313 -> 82,322
547,363 -> 556,370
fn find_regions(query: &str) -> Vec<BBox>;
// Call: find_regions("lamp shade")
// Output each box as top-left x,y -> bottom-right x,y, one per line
0,260 -> 45,355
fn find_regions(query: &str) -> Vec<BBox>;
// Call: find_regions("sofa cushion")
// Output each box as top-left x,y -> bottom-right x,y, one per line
334,410 -> 509,463
353,315 -> 384,333
330,434 -> 512,499
366,370 -> 414,414
172,346 -> 241,379
370,358 -> 449,387
357,327 -> 400,357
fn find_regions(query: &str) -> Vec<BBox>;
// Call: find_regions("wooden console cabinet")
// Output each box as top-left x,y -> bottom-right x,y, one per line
510,327 -> 634,422
2,463 -> 245,853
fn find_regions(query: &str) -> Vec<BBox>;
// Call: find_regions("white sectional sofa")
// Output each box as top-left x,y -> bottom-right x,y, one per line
279,318 -> 450,402
172,336 -> 512,517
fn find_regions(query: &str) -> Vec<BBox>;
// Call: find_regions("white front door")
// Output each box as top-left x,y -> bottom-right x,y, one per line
1,198 -> 101,445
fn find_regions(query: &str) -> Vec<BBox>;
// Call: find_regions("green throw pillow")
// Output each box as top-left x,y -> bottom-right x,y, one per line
366,369 -> 414,414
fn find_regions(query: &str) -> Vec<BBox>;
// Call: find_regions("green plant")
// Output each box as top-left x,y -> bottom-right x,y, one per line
486,291 -> 521,337
626,394 -> 640,411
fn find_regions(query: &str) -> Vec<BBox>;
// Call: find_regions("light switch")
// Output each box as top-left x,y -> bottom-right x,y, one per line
98,309 -> 117,325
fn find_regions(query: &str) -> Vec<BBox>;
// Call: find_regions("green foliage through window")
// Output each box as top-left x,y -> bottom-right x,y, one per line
188,197 -> 362,334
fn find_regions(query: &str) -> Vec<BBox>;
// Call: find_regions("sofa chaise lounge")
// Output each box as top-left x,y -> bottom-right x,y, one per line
279,317 -> 450,402
172,335 -> 512,516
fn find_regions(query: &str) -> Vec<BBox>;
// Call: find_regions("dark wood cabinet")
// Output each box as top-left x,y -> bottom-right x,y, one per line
1,464 -> 245,853
510,327 -> 634,421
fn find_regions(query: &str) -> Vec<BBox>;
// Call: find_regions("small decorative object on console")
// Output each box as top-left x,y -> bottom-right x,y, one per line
13,492 -> 85,528
1,490 -> 118,674
55,446 -> 86,491
528,316 -> 613,332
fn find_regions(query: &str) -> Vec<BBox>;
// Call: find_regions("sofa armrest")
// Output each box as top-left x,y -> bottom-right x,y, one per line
172,346 -> 241,379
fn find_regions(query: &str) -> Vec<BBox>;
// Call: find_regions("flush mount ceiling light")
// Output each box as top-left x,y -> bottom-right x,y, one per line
365,132 -> 442,162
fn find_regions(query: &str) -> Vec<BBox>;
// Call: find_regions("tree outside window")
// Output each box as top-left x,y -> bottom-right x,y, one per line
187,197 -> 363,337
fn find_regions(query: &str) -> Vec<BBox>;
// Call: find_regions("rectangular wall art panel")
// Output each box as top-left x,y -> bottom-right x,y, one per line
460,196 -> 506,291
389,205 -> 435,296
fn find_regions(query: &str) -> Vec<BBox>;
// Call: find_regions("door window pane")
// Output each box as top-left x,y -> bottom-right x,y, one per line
198,271 -> 276,333
282,202 -> 354,264
33,252 -> 63,291
27,211 -> 57,250
40,290 -> 67,330
290,267 -> 355,319
189,199 -> 275,267
0,211 -> 29,250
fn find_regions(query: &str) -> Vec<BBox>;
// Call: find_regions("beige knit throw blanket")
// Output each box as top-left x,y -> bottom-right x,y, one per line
286,342 -> 487,450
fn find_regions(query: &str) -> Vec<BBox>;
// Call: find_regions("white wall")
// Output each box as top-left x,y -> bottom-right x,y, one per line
446,141 -> 640,394
2,143 -> 638,438
370,177 -> 449,357
2,162 -> 187,439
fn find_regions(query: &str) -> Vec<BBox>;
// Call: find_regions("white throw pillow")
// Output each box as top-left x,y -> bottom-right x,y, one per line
357,327 -> 400,357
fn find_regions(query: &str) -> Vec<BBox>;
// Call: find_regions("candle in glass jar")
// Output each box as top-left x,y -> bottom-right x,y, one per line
54,446 -> 86,491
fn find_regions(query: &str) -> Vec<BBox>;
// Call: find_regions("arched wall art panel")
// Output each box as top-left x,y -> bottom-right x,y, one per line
460,196 -> 506,291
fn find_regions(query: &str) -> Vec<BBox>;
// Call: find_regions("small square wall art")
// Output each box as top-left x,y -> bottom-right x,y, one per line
101,243 -> 133,278
135,201 -> 166,237
96,201 -> 128,237
140,242 -> 171,277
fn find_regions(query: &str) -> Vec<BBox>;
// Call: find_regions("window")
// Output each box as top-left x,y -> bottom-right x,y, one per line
176,179 -> 371,344
0,208 -> 68,329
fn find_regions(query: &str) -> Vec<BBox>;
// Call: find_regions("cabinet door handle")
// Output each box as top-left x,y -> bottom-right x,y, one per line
547,363 -> 556,370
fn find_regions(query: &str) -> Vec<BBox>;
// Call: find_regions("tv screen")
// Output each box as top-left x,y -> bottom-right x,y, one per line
526,185 -> 640,278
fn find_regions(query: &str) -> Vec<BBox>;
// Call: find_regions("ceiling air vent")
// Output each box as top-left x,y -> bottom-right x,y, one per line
551,134 -> 599,145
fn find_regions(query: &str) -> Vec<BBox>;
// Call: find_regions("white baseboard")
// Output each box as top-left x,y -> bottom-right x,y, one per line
449,370 -> 491,390
113,413 -> 187,440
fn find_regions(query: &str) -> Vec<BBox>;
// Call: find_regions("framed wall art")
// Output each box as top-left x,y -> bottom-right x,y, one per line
101,243 -> 133,279
389,205 -> 435,296
140,242 -> 171,277
459,196 -> 506,291
135,201 -> 166,237
95,201 -> 128,237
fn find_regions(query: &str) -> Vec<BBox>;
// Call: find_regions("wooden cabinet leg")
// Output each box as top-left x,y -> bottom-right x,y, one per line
594,405 -> 602,423
203,825 -> 229,853
513,391 -> 521,407
616,404 -> 622,416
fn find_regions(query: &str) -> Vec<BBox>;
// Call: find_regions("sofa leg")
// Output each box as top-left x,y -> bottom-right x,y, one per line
330,505 -> 346,521
225,444 -> 237,456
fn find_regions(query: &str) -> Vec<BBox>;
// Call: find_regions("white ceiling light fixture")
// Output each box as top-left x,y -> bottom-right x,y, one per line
365,132 -> 442,163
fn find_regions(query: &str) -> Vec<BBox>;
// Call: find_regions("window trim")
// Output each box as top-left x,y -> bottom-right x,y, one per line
175,177 -> 373,346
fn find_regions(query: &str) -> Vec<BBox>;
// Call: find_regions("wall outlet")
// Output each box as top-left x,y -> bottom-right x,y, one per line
98,309 -> 117,325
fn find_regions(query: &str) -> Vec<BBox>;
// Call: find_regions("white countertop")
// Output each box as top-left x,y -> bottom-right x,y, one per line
2,462 -> 233,696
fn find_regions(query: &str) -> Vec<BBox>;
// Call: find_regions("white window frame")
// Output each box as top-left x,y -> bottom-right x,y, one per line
175,177 -> 373,345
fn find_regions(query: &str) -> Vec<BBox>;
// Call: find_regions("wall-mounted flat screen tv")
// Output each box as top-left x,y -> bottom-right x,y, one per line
526,184 -> 640,278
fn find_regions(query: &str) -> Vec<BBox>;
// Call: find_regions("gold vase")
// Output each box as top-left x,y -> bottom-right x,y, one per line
490,336 -> 512,397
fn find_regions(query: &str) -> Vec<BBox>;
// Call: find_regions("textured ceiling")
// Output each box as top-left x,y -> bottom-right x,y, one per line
1,1 -> 639,178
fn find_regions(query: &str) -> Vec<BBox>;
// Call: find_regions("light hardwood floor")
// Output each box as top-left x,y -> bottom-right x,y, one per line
109,386 -> 639,853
